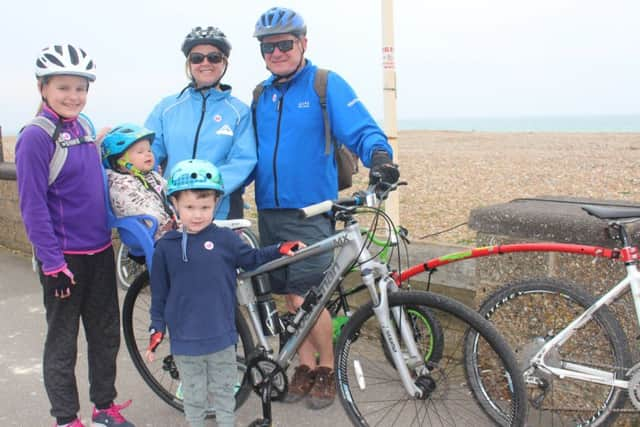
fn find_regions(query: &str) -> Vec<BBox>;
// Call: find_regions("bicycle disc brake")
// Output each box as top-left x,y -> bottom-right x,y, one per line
246,352 -> 288,401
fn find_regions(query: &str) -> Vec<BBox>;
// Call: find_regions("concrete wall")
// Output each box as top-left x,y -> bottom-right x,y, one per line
470,197 -> 640,425
0,178 -> 30,253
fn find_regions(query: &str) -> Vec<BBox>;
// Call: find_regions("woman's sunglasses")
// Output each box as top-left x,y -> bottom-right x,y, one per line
260,39 -> 296,55
189,52 -> 225,65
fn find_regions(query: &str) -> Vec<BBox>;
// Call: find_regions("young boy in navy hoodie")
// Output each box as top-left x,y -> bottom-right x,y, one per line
145,159 -> 301,427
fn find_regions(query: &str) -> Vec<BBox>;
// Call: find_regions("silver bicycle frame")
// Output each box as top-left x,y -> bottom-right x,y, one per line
236,220 -> 424,397
529,262 -> 640,389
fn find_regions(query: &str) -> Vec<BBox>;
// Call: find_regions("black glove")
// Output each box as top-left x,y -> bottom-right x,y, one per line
45,266 -> 76,298
369,150 -> 400,185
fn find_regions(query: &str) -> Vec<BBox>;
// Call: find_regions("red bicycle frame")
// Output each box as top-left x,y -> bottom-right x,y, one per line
395,242 -> 623,285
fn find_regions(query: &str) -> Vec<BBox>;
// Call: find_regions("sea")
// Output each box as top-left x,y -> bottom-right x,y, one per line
396,114 -> 640,132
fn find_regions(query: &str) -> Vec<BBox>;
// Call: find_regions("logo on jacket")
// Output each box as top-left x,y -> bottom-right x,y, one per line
204,241 -> 214,250
213,114 -> 222,122
298,101 -> 310,109
216,124 -> 234,136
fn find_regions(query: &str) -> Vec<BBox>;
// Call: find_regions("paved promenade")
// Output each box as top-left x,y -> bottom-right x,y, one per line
0,248 -> 349,426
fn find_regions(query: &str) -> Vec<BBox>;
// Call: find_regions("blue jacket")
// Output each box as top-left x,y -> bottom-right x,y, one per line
145,85 -> 257,218
253,60 -> 393,209
149,224 -> 280,356
15,107 -> 111,274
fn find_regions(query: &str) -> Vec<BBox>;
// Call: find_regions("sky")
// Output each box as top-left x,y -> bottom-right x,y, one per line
2,0 -> 640,135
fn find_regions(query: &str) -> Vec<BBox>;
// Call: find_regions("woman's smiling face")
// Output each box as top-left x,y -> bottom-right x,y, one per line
188,44 -> 227,88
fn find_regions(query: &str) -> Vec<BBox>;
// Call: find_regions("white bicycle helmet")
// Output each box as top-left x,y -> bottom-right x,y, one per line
35,44 -> 97,82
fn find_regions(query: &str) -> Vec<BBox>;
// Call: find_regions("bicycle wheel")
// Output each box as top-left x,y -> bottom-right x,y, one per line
380,304 -> 445,365
237,227 -> 259,248
116,243 -> 145,290
335,291 -> 526,427
122,271 -> 255,417
470,278 -> 631,427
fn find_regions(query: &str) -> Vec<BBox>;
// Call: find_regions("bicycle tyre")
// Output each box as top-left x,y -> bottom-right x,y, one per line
335,291 -> 527,427
116,243 -> 145,290
380,304 -> 445,365
469,278 -> 631,427
122,271 -> 255,417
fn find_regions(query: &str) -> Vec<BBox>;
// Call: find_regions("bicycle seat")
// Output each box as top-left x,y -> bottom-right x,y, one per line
103,169 -> 157,271
582,205 -> 640,220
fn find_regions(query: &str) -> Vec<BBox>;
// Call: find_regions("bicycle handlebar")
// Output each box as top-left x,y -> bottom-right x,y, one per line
299,181 -> 406,219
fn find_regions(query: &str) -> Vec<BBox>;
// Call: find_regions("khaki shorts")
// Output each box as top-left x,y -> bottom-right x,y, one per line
258,209 -> 334,296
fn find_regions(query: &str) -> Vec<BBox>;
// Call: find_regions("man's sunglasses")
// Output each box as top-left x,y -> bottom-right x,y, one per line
260,39 -> 296,55
189,52 -> 225,65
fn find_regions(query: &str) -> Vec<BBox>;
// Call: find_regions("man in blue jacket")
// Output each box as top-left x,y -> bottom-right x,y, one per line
252,7 -> 400,409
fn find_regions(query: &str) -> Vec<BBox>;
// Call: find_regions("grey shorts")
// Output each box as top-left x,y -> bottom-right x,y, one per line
258,209 -> 334,296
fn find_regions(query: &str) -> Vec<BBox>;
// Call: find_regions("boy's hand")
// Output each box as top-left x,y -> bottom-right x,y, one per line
278,241 -> 306,256
96,126 -> 111,145
145,330 -> 164,362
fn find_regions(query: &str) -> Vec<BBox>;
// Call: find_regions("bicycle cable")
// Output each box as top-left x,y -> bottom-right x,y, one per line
418,221 -> 468,240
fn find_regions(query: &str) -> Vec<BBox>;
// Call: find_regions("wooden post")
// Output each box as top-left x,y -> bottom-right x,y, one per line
381,0 -> 399,224
0,126 -> 4,162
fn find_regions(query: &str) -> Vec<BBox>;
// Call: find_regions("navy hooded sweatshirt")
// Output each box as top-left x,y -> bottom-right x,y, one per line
150,224 -> 280,356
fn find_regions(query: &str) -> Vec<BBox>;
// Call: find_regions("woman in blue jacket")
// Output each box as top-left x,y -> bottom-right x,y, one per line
145,26 -> 256,219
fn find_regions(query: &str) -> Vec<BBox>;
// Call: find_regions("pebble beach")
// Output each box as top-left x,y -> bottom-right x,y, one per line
5,130 -> 640,246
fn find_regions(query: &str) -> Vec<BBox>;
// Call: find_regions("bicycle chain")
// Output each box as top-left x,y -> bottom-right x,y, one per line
529,358 -> 640,413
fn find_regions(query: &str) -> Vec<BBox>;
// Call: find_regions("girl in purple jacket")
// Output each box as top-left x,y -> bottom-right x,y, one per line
15,44 -> 134,427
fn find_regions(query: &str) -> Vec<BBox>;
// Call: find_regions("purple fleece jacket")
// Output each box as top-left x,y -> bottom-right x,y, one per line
15,107 -> 111,274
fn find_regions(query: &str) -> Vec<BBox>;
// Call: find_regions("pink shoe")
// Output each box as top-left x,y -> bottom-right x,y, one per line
92,400 -> 135,426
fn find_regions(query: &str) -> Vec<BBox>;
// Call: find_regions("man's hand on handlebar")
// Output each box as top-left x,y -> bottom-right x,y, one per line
368,150 -> 400,187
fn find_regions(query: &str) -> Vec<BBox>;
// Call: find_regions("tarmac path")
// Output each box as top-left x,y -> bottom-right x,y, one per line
0,248 -> 349,426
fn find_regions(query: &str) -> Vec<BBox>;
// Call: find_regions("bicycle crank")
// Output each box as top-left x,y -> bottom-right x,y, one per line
246,351 -> 288,401
627,363 -> 640,410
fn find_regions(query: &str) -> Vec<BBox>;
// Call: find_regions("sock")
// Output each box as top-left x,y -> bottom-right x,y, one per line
95,401 -> 113,410
56,415 -> 77,426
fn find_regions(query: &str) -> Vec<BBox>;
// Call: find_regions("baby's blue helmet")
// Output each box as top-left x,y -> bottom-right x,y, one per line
253,7 -> 307,40
101,123 -> 155,169
167,159 -> 224,196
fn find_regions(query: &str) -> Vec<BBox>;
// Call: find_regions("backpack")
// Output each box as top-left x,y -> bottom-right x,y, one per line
252,68 -> 359,191
20,114 -> 96,186
19,114 -> 98,272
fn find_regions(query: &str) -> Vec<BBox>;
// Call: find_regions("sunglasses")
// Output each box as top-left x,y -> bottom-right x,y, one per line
260,39 -> 296,55
189,52 -> 225,65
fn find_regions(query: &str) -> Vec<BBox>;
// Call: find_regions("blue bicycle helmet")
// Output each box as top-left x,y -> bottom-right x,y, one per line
167,159 -> 224,196
182,26 -> 232,57
253,7 -> 307,40
101,123 -> 155,169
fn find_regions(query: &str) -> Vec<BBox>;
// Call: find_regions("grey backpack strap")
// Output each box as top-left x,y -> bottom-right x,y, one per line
23,117 -> 67,186
313,68 -> 333,155
251,83 -> 266,147
26,115 -> 96,185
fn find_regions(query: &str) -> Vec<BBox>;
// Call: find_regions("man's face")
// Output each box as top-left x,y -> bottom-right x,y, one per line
260,34 -> 306,78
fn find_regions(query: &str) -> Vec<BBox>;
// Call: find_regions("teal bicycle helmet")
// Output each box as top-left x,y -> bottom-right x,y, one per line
167,159 -> 224,196
253,7 -> 307,40
182,26 -> 232,57
101,123 -> 155,169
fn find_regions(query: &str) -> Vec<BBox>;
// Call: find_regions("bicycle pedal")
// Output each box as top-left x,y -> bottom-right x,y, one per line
248,419 -> 271,427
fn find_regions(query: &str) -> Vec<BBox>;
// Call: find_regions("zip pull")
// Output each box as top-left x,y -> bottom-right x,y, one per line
276,96 -> 283,112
